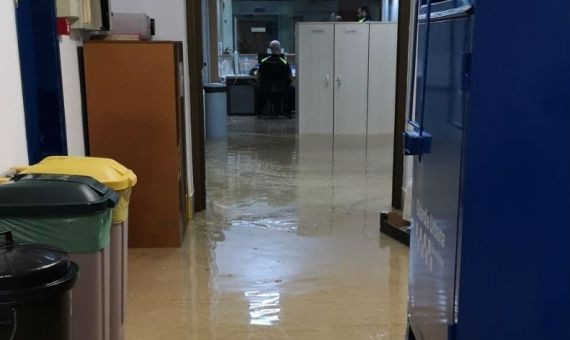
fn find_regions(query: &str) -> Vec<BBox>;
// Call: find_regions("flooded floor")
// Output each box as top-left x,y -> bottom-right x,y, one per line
127,117 -> 409,339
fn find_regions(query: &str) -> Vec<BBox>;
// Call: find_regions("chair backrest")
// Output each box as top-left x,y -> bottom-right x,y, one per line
259,57 -> 290,94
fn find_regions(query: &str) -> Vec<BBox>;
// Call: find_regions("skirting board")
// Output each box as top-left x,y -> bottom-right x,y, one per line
380,211 -> 411,247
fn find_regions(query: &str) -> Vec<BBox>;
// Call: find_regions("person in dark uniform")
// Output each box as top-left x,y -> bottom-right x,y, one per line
256,40 -> 294,118
357,6 -> 372,22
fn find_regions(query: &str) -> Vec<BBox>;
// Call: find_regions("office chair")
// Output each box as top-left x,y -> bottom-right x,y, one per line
260,79 -> 290,119
258,58 -> 292,119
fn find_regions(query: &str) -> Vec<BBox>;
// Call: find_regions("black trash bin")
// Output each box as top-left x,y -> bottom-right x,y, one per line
0,231 -> 78,340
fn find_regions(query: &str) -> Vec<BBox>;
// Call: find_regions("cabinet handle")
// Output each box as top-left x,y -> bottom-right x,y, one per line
325,74 -> 330,86
336,75 -> 342,86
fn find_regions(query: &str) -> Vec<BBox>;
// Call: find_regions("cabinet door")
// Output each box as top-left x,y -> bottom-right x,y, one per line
368,23 -> 398,136
84,42 -> 184,247
408,16 -> 472,340
334,23 -> 369,135
298,24 -> 334,134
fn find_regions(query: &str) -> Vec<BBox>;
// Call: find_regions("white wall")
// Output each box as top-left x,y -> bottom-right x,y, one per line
59,32 -> 86,156
111,0 -> 194,196
0,1 -> 29,171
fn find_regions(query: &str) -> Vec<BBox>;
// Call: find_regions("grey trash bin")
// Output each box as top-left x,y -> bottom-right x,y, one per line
204,83 -> 228,139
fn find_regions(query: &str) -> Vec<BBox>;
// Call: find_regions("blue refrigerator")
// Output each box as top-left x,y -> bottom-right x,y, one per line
406,1 -> 570,339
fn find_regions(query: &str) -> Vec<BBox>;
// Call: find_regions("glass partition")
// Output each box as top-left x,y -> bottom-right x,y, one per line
223,0 -> 396,54
216,0 -> 398,80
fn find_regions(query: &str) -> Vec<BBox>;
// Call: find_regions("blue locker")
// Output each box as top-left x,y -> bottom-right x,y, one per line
406,1 -> 570,339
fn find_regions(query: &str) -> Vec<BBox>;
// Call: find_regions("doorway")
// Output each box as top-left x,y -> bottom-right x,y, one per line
236,15 -> 279,54
16,0 -> 68,164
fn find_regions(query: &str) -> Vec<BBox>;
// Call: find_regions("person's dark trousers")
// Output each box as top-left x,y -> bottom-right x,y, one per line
256,87 -> 265,115
287,85 -> 295,115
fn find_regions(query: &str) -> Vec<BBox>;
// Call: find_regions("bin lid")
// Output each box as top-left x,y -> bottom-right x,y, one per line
0,174 -> 119,217
20,156 -> 138,191
204,83 -> 228,93
0,232 -> 78,304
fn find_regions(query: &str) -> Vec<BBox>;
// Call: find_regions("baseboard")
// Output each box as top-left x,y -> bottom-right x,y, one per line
186,192 -> 194,221
380,211 -> 411,246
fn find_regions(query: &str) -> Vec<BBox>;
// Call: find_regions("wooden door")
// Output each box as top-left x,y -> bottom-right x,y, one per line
297,23 -> 334,135
186,0 -> 207,212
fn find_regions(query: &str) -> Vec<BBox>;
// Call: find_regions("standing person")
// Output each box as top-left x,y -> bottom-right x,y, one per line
357,6 -> 372,22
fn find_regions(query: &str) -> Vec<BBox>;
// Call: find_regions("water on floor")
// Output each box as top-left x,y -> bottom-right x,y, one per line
127,117 -> 409,339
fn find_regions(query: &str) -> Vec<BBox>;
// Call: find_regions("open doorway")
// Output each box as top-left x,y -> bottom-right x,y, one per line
196,0 -> 401,212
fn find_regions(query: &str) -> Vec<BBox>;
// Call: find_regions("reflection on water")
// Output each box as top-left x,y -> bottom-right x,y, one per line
126,117 -> 410,340
245,290 -> 281,326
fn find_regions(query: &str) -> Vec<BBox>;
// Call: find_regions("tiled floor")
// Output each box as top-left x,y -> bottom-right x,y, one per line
126,117 -> 409,339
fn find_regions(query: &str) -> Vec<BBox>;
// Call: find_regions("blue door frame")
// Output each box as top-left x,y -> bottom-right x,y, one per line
16,0 -> 68,164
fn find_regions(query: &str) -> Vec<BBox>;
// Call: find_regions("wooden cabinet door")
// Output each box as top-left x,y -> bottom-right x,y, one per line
84,41 -> 185,247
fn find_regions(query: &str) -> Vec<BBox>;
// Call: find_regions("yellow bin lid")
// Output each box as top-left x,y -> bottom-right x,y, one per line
20,156 -> 137,191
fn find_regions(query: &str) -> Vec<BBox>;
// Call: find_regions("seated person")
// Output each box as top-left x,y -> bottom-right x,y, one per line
256,40 -> 295,117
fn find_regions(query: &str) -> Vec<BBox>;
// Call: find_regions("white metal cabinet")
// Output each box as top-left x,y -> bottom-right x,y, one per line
297,24 -> 334,134
333,23 -> 370,135
297,22 -> 397,137
367,23 -> 398,135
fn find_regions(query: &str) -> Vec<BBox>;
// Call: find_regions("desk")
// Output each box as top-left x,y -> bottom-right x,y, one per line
225,75 -> 258,115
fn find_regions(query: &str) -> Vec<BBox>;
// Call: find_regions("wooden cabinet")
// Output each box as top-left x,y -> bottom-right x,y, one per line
83,41 -> 189,247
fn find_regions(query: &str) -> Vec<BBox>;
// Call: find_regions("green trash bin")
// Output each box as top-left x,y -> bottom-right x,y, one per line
18,156 -> 137,340
0,174 -> 118,340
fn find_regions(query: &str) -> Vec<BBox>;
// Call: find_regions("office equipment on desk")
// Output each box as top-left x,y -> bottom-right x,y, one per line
239,56 -> 259,76
225,75 -> 258,115
406,1 -> 570,339
290,64 -> 297,78
297,22 -> 397,136
111,13 -> 155,40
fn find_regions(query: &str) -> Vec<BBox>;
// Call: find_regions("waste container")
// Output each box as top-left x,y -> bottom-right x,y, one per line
0,231 -> 79,340
18,156 -> 137,340
204,83 -> 228,139
0,175 -> 118,340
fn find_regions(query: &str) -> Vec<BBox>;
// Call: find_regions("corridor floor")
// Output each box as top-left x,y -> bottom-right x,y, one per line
126,117 -> 409,339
